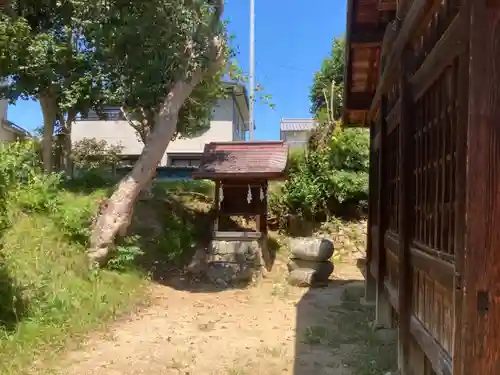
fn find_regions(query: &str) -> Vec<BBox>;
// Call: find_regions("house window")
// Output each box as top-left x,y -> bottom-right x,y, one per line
170,158 -> 201,168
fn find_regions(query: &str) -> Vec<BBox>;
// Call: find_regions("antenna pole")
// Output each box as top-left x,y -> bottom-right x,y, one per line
249,0 -> 255,140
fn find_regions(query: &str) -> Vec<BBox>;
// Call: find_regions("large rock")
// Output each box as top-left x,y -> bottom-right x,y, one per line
287,259 -> 334,280
287,268 -> 330,287
289,237 -> 334,262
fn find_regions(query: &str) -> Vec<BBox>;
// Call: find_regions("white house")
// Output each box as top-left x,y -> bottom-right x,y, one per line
0,97 -> 31,143
72,82 -> 249,167
279,118 -> 317,150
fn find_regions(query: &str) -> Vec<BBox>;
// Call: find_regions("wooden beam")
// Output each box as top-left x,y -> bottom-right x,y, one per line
397,48 -> 414,374
365,121 -> 377,302
410,316 -> 453,375
409,246 -> 454,290
343,0 -> 355,125
378,0 -> 397,12
368,0 -> 442,121
373,131 -> 381,150
370,259 -> 378,279
459,2 -> 500,374
385,280 -> 399,311
411,240 -> 455,263
452,8 -> 470,375
384,230 -> 399,255
375,94 -> 388,326
386,98 -> 401,134
411,11 -> 468,101
351,28 -> 386,45
213,231 -> 262,240
213,180 -> 220,231
346,92 -> 374,110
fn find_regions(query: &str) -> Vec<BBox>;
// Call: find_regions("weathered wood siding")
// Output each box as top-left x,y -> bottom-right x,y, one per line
358,0 -> 500,374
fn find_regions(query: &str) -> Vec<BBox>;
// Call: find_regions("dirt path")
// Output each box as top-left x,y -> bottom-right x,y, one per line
49,261 -> 395,375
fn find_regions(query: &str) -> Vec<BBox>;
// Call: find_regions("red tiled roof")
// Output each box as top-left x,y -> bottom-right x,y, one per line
193,141 -> 289,180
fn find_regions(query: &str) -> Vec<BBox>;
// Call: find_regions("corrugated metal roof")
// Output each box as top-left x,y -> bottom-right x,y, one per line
194,141 -> 288,180
1,119 -> 31,137
280,118 -> 317,132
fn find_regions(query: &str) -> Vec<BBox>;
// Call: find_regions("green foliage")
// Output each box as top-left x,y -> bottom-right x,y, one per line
270,126 -> 369,226
72,137 -> 123,170
88,0 -> 229,142
0,3 -> 106,118
310,37 -> 345,120
0,141 -> 146,374
0,142 -> 210,373
108,236 -> 145,271
1,0 -> 232,171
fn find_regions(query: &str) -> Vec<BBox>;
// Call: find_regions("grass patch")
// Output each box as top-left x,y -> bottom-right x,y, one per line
0,152 -> 212,374
327,285 -> 397,375
0,210 -> 148,375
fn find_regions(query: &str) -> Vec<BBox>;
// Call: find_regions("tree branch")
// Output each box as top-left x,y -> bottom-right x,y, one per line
120,106 -> 148,144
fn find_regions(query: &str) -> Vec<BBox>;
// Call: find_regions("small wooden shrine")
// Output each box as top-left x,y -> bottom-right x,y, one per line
193,141 -> 288,280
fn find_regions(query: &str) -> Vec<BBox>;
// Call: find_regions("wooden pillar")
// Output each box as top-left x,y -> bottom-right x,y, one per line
375,96 -> 392,328
397,49 -> 414,374
458,2 -> 500,374
260,181 -> 273,271
452,5 -> 469,375
364,120 -> 377,303
213,180 -> 220,232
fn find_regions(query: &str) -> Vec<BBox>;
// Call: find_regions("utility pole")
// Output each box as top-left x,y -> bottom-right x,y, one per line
249,0 -> 255,140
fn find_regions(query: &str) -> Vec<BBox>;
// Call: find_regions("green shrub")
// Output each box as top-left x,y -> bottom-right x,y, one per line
271,126 -> 369,227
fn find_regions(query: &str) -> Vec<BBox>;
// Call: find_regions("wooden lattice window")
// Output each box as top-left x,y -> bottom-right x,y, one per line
412,0 -> 461,75
385,126 -> 399,233
413,60 -> 458,257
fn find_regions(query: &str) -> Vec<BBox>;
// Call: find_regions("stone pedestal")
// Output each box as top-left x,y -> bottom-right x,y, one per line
188,239 -> 265,286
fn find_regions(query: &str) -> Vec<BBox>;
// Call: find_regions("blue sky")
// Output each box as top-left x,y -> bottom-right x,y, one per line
7,0 -> 347,141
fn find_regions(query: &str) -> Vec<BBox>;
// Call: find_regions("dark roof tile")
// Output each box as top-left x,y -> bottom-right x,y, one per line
193,141 -> 288,180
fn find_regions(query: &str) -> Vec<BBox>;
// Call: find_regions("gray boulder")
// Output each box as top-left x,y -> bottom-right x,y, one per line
289,237 -> 334,262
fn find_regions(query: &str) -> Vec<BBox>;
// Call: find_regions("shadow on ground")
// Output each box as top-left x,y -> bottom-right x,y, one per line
293,280 -> 397,375
0,258 -> 25,332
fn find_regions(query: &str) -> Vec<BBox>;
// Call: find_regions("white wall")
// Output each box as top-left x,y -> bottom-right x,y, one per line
232,98 -> 246,141
0,100 -> 18,143
0,127 -> 20,143
281,130 -> 310,149
72,98 -> 236,165
0,99 -> 7,123
166,98 -> 234,153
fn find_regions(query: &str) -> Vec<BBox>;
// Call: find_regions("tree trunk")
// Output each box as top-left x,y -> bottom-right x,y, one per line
88,80 -> 202,265
39,97 -> 57,173
61,129 -> 72,176
61,114 -> 75,176
88,1 -> 226,266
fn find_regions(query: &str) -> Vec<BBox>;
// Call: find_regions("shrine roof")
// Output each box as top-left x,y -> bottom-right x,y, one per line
193,141 -> 289,180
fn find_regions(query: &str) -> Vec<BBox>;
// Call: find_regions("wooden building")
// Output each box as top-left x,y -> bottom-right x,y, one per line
344,1 -> 500,374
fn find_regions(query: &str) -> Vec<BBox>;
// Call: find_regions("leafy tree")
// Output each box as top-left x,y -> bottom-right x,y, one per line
72,138 -> 123,171
270,125 -> 369,225
87,0 -> 229,265
0,1 -> 107,173
310,37 -> 345,121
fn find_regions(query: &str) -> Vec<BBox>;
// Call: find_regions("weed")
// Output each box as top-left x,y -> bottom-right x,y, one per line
327,285 -> 397,375
303,325 -> 330,345
109,236 -> 145,271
